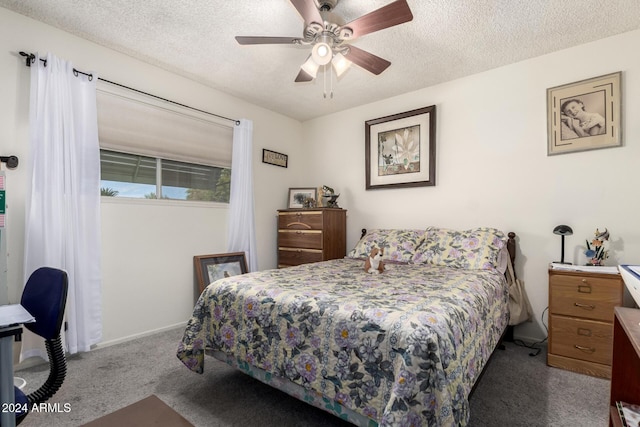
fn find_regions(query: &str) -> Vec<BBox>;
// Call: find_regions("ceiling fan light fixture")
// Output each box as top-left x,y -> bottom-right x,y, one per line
300,55 -> 320,78
312,42 -> 332,65
331,52 -> 351,77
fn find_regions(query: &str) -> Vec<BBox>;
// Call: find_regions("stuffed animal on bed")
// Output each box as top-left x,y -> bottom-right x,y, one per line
364,247 -> 385,274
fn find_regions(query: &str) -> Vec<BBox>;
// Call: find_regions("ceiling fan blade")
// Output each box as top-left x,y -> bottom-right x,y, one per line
290,0 -> 324,26
295,69 -> 314,82
342,0 -> 413,39
343,45 -> 391,75
235,36 -> 302,45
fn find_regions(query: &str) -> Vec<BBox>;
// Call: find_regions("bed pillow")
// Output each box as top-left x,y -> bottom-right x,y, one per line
411,227 -> 507,270
347,229 -> 427,263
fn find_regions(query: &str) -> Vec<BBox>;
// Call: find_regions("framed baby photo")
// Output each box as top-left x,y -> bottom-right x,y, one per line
547,72 -> 622,155
194,252 -> 248,294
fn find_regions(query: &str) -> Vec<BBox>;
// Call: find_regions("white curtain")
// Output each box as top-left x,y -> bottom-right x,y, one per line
227,119 -> 258,272
23,53 -> 102,358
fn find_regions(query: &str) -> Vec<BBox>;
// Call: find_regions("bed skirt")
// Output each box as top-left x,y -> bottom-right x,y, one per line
210,350 -> 377,427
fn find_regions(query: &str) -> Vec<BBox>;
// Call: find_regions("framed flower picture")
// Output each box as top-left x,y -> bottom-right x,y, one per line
365,106 -> 436,189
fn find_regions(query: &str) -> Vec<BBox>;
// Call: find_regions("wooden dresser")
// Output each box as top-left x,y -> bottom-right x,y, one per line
277,208 -> 347,268
548,268 -> 624,379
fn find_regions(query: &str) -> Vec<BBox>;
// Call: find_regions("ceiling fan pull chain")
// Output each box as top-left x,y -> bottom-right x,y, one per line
330,66 -> 334,99
323,64 -> 327,99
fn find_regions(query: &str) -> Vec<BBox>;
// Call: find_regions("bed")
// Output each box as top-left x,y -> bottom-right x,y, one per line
177,227 -> 516,426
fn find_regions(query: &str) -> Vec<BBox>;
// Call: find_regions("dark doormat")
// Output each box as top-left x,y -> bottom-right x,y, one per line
81,395 -> 194,427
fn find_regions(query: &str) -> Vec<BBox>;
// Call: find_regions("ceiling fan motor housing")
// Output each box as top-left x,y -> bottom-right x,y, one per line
316,0 -> 338,12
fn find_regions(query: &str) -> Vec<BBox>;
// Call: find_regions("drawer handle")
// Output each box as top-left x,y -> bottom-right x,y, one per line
574,302 -> 595,310
578,282 -> 592,293
574,345 -> 595,353
286,222 -> 312,229
577,328 -> 592,337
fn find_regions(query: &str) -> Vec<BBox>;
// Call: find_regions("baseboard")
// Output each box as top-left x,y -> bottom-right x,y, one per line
95,321 -> 187,349
14,321 -> 187,371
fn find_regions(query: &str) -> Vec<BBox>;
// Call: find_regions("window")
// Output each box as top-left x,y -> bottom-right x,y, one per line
96,82 -> 234,203
100,150 -> 230,202
161,158 -> 230,202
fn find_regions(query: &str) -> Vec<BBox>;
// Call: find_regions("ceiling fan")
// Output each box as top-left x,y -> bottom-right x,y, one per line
235,0 -> 413,83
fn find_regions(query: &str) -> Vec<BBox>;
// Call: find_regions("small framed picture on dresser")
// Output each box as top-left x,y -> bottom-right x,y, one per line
287,187 -> 317,208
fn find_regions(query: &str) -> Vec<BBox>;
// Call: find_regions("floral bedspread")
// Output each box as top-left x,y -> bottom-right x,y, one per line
177,258 -> 509,426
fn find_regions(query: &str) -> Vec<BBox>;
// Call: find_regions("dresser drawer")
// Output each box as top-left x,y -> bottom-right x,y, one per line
278,248 -> 323,266
277,208 -> 346,268
550,315 -> 613,365
278,230 -> 323,249
278,211 -> 323,230
549,274 -> 622,321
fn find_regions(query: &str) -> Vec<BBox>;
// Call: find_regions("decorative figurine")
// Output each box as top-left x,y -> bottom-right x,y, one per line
321,185 -> 340,208
585,228 -> 609,266
302,197 -> 316,208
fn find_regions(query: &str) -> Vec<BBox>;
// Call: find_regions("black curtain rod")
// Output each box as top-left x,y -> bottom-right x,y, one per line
19,51 -> 240,126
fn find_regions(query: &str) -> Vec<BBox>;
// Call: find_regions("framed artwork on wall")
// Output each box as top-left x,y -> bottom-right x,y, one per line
262,149 -> 288,168
365,105 -> 436,190
194,252 -> 248,294
547,72 -> 622,155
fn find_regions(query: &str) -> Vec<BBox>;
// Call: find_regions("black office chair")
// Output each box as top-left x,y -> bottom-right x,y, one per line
7,267 -> 68,426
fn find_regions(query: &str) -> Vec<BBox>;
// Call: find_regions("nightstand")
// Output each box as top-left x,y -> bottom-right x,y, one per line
277,208 -> 346,268
548,268 -> 624,378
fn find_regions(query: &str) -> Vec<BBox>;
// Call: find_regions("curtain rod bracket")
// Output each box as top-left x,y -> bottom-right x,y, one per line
0,155 -> 19,169
19,51 -> 35,66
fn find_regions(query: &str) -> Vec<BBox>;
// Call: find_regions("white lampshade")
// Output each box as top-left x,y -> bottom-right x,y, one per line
300,55 -> 319,78
311,42 -> 332,66
331,52 -> 351,77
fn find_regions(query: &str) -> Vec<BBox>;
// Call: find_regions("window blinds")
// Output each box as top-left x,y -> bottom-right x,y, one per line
96,83 -> 233,168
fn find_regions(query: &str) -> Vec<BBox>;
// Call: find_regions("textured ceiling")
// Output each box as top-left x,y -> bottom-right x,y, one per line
2,0 -> 639,122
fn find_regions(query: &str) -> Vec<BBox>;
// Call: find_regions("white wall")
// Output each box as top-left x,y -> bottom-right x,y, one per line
302,30 -> 640,341
0,8 -> 303,345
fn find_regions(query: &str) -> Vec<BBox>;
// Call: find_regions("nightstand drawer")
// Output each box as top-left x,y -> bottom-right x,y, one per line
549,274 -> 622,321
278,211 -> 323,230
278,230 -> 322,249
278,248 -> 323,266
550,315 -> 613,365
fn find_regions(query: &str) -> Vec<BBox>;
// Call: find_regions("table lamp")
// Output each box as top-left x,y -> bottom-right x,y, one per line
553,224 -> 573,264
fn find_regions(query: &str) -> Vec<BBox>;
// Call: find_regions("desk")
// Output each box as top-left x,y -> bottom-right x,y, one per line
0,324 -> 21,427
0,303 -> 33,427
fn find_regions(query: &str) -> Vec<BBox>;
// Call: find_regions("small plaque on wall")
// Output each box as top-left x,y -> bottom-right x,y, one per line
262,149 -> 288,168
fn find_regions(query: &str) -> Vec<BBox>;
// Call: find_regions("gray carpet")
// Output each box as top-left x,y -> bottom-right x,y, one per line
15,327 -> 610,426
